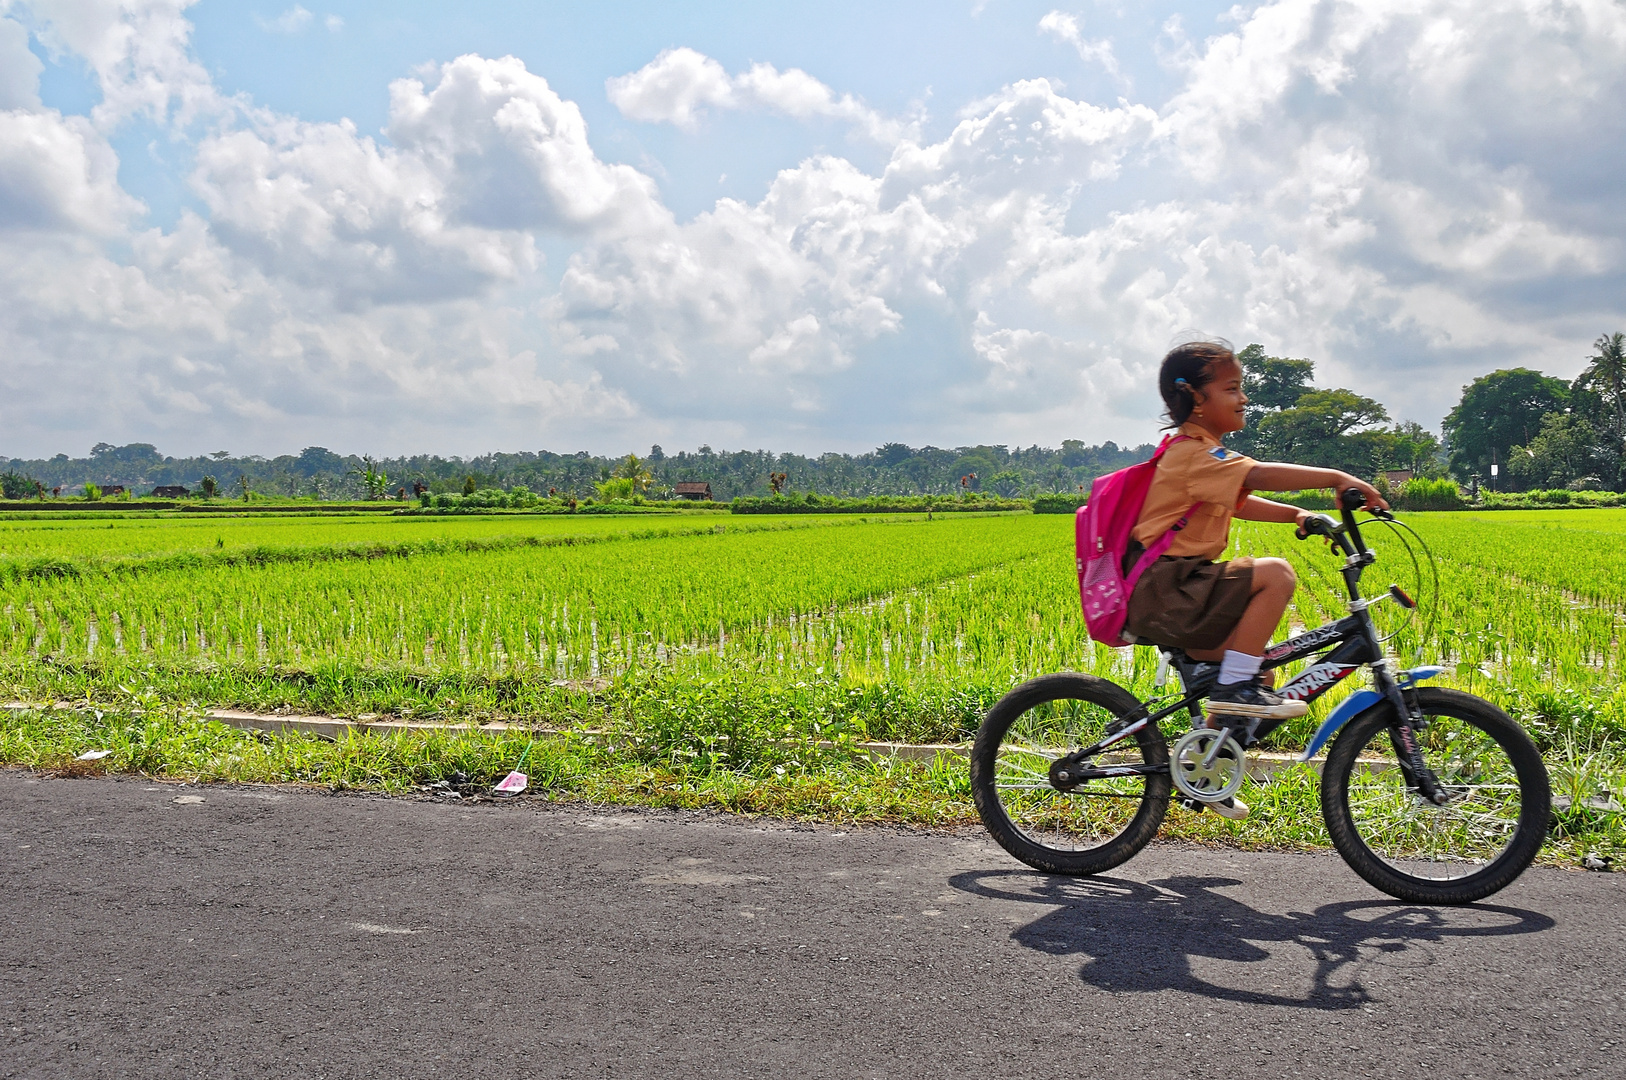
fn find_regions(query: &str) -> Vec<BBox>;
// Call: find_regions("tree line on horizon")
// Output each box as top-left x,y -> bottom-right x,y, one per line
2,333 -> 1620,501
0,439 -> 1154,503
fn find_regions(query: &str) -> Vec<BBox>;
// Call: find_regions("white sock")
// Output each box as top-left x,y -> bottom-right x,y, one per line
1218,650 -> 1262,686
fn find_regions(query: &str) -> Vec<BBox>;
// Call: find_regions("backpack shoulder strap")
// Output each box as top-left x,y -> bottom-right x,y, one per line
1149,433 -> 1191,463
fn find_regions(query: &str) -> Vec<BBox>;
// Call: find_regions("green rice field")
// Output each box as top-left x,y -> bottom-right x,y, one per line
1,507 -> 1621,861
0,506 -> 749,560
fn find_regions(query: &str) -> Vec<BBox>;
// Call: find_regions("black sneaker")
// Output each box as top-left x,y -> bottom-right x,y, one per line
1207,678 -> 1309,720
1177,661 -> 1220,694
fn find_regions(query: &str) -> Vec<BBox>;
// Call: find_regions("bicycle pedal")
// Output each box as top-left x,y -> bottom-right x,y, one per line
1197,717 -> 1261,746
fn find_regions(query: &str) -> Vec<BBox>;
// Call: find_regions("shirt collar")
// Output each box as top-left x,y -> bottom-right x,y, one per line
1177,421 -> 1220,445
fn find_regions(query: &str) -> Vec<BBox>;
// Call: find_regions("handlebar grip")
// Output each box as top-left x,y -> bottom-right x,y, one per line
1296,513 -> 1339,540
1340,487 -> 1365,511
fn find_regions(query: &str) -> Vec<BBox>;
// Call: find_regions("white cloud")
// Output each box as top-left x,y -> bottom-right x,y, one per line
0,0 -> 1624,457
607,47 -> 900,141
324,13 -> 342,33
605,47 -> 734,130
1037,10 -> 1125,86
0,15 -> 44,109
188,54 -> 665,305
0,108 -> 144,233
0,13 -> 143,234
259,5 -> 312,34
25,0 -> 228,129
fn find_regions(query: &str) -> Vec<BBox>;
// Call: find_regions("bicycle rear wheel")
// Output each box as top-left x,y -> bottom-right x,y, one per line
970,673 -> 1170,876
1320,687 -> 1550,904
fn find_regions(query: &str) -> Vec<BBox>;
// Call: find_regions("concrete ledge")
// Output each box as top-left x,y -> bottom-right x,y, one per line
202,708 -> 535,741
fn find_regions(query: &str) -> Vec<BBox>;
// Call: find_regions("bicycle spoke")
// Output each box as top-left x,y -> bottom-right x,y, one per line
1341,709 -> 1527,881
985,692 -> 1164,854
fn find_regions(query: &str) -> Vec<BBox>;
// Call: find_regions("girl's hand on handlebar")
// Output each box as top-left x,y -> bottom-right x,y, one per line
1341,476 -> 1389,512
1295,510 -> 1339,540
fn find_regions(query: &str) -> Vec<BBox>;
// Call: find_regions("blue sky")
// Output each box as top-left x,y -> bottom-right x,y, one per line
76,2 -> 1230,231
1,0 -> 1622,459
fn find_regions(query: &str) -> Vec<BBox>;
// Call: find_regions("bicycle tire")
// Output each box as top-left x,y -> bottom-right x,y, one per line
1320,687 -> 1550,904
970,672 -> 1170,876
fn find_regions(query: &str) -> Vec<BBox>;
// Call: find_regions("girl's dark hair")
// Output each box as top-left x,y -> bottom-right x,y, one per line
1159,339 -> 1238,428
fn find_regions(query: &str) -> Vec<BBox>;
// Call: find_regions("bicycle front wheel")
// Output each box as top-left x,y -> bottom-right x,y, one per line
970,672 -> 1170,876
1321,687 -> 1550,904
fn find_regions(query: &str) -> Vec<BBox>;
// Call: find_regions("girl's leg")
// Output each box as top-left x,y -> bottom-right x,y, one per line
1186,557 -> 1296,662
1188,558 -> 1301,820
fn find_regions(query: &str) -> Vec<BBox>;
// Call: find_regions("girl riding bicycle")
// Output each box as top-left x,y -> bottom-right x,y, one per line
1127,340 -> 1388,723
970,346 -> 1549,902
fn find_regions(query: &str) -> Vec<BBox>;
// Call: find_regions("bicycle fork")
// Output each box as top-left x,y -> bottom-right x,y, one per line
1373,661 -> 1448,805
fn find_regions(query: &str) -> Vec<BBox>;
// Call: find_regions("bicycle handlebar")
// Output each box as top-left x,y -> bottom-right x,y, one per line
1297,488 -> 1429,614
1295,513 -> 1340,541
1295,488 -> 1378,560
1294,487 -> 1394,571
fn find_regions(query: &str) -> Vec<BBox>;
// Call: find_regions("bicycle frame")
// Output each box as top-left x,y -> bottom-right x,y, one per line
1054,490 -> 1448,803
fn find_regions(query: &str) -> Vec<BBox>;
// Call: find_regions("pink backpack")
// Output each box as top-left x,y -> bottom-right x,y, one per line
1075,435 -> 1200,647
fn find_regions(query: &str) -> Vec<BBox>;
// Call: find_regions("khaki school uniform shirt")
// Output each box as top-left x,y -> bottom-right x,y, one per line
1131,422 -> 1256,561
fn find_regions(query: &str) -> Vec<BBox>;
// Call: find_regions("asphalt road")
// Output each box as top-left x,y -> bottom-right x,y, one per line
2,770 -> 1621,1080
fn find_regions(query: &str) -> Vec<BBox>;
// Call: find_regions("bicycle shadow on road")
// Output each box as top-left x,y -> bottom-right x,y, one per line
949,870 -> 1554,1010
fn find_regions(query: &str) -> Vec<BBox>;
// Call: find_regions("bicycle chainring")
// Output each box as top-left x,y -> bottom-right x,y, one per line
1169,728 -> 1246,803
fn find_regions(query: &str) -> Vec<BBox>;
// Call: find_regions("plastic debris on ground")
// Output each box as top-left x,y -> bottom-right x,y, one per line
493,771 -> 529,796
492,742 -> 535,797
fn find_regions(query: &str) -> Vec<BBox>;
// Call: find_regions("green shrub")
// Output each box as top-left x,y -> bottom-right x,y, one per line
1031,493 -> 1087,514
595,477 -> 636,502
1394,477 -> 1467,512
0,472 -> 41,500
730,493 -> 1028,514
1478,489 -> 1626,510
1249,490 -> 1332,511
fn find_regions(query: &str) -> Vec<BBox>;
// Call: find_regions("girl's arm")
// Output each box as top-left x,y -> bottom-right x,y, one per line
1243,462 -> 1389,510
1235,494 -> 1310,524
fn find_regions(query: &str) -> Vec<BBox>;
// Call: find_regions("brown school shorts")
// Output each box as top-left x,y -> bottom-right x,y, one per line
1123,554 -> 1255,651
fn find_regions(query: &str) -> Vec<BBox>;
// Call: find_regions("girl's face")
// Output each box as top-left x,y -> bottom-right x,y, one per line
1191,359 -> 1248,435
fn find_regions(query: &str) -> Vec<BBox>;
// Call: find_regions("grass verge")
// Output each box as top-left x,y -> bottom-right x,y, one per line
3,694 -> 1618,869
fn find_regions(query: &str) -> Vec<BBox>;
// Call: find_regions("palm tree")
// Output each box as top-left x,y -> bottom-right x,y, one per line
612,453 -> 653,494
349,456 -> 390,499
1579,332 -> 1626,483
1580,332 -> 1626,432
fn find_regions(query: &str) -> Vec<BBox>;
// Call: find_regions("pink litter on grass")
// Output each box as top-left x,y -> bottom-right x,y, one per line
493,770 -> 528,796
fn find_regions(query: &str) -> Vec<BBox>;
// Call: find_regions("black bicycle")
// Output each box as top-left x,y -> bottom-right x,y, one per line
970,488 -> 1551,905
